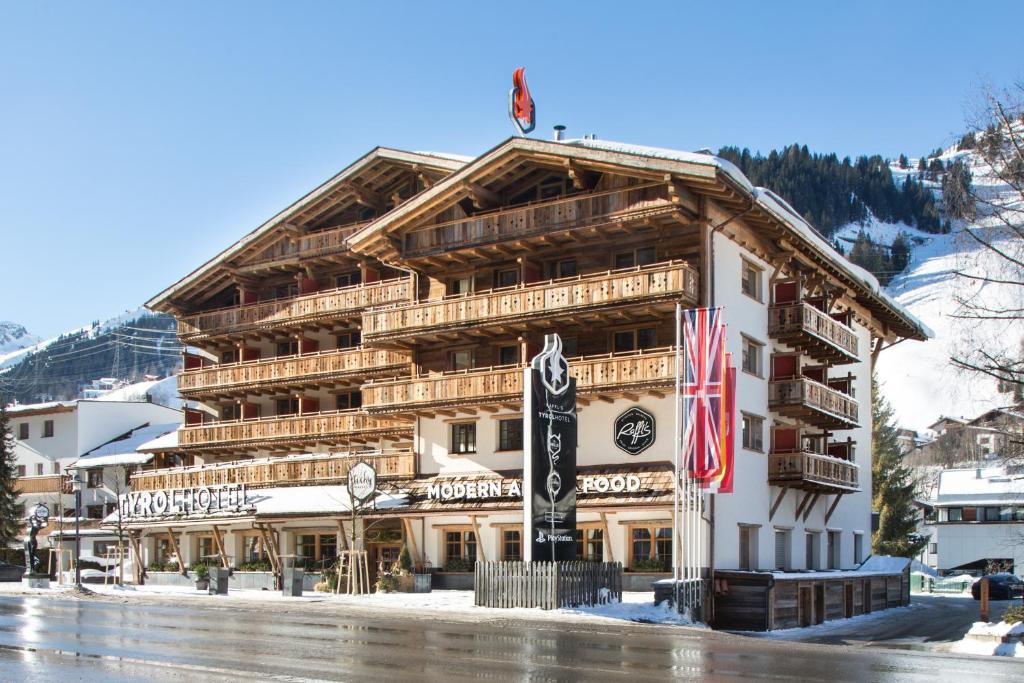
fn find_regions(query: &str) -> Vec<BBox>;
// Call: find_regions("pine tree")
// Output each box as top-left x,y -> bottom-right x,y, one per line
942,159 -> 975,220
890,234 -> 911,274
871,378 -> 927,558
917,157 -> 926,172
0,403 -> 24,548
898,153 -> 909,169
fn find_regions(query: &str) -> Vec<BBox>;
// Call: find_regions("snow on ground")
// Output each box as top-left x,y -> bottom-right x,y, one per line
0,582 -> 697,627
750,602 -> 927,638
950,620 -> 1024,657
96,374 -> 181,409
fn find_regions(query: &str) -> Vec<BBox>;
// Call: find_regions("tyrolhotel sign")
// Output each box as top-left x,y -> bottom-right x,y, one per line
426,474 -> 642,502
120,484 -> 250,520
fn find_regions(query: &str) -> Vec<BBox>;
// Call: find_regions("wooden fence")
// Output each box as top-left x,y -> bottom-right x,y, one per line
474,561 -> 622,610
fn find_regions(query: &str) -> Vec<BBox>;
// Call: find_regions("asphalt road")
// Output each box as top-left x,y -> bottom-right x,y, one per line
0,595 -> 1021,682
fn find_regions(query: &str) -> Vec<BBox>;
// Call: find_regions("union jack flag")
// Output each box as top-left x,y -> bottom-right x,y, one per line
681,307 -> 734,492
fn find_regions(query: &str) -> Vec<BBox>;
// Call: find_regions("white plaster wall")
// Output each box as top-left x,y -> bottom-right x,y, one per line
933,523 -> 1024,572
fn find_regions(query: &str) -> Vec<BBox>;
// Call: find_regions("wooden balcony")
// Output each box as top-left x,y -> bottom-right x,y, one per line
362,261 -> 699,344
769,303 -> 858,364
363,347 -> 677,413
768,452 -> 860,493
178,277 -> 412,342
402,184 -> 675,257
237,222 -> 367,273
178,410 -> 412,450
178,347 -> 409,396
769,377 -> 859,430
130,450 -> 416,491
16,475 -> 69,495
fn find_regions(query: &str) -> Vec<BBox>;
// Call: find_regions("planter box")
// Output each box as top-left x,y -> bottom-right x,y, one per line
397,574 -> 432,593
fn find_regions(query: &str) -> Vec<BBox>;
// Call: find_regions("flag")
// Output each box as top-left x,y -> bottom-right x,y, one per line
706,356 -> 736,493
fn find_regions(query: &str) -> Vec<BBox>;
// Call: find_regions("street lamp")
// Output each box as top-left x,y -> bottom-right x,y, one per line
66,469 -> 83,589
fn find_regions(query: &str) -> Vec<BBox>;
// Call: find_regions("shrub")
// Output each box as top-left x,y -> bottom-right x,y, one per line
192,563 -> 209,580
375,572 -> 398,593
236,561 -> 272,572
398,545 -> 413,574
1003,605 -> 1024,624
631,559 -> 670,573
445,557 -> 471,573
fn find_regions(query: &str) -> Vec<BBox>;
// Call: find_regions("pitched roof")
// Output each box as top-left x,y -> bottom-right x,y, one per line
74,422 -> 180,468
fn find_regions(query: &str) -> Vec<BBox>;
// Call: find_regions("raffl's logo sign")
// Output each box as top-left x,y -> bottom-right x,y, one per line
614,407 -> 656,455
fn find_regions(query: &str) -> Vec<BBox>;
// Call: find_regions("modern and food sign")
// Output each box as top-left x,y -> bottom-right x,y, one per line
523,333 -> 577,562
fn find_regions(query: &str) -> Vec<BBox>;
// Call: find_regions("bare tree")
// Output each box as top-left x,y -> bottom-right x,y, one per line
102,465 -> 130,585
950,82 -> 1024,416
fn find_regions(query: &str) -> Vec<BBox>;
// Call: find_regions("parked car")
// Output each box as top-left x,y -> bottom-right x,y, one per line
971,573 -> 1024,600
0,561 -> 25,582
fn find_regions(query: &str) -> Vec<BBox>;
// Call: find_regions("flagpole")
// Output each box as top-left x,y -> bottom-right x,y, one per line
683,311 -> 692,607
673,303 -> 681,596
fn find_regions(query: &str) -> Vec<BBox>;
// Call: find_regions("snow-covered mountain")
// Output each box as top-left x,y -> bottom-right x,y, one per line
0,322 -> 42,364
840,143 -> 1022,433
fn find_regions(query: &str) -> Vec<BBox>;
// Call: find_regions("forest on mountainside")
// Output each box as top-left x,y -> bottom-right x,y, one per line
0,314 -> 179,404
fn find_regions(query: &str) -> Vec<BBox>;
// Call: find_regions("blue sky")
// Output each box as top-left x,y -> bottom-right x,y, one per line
1,1 -> 1020,338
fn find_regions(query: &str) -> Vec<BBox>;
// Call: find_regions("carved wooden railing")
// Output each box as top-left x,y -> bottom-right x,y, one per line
769,302 -> 858,360
237,222 -> 368,272
402,184 -> 674,256
178,347 -> 409,394
177,277 -> 412,341
768,451 -> 860,491
178,410 -> 411,448
130,450 -> 415,491
362,261 -> 698,343
15,474 -> 69,495
769,377 -> 859,428
363,347 -> 677,410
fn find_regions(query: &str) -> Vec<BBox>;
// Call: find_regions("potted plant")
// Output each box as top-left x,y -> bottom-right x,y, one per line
396,546 -> 415,592
193,563 -> 209,591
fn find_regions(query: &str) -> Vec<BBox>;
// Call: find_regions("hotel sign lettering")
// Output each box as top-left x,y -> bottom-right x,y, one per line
120,484 -> 250,520
426,474 -> 642,502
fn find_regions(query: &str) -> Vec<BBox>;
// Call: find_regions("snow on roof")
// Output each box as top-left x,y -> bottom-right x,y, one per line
74,423 -> 180,468
563,138 -> 753,188
251,485 -> 408,517
934,466 -> 1024,503
137,428 -> 179,452
5,400 -> 79,415
858,555 -> 912,573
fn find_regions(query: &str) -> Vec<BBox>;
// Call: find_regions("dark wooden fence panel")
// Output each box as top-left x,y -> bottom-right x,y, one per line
474,561 -> 623,609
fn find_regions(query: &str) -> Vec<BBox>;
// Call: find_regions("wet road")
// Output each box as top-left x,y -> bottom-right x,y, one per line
0,595 -> 1020,681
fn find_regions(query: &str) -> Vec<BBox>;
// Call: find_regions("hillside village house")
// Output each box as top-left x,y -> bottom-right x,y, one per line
134,137 -> 928,622
9,399 -> 181,565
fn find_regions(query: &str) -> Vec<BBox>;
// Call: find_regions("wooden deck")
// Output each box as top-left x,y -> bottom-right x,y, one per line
130,450 -> 416,491
768,303 -> 858,364
768,451 -> 859,492
178,347 -> 409,396
15,474 -> 68,495
362,262 -> 699,344
178,410 -> 412,450
769,377 -> 859,430
402,184 -> 675,257
177,277 -> 412,342
236,222 -> 367,273
363,347 -> 677,412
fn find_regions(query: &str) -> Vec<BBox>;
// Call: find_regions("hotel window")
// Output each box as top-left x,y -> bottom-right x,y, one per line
502,529 -> 522,561
575,528 -> 604,562
52,462 -> 60,474
561,337 -> 578,358
94,541 -> 116,558
612,327 -> 657,353
449,276 -> 473,295
242,534 -> 269,564
449,349 -> 474,371
335,271 -> 361,288
827,531 -> 841,569
451,422 -> 476,454
741,336 -> 763,377
984,506 -> 1000,522
16,465 -> 25,477
272,283 -> 299,300
17,423 -> 28,439
155,538 -> 174,564
614,246 -> 656,269
550,259 -> 577,279
296,535 -> 318,564
197,536 -> 216,562
336,391 -> 362,410
221,349 -> 238,364
495,269 -> 519,288
774,529 -> 791,570
276,398 -> 300,416
854,533 -> 864,565
741,414 -> 764,452
805,531 -> 821,570
498,345 -> 519,366
87,469 -> 104,488
86,505 -> 104,520
443,529 -> 477,569
738,524 -> 759,570
276,340 -> 299,357
337,331 -> 361,349
497,419 -> 523,451
630,525 -> 671,571
741,259 -> 762,301
221,403 -> 242,421
34,464 -> 43,476
928,542 -> 937,555
43,420 -> 54,438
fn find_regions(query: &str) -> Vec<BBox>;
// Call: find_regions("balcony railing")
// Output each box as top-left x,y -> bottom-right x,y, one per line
363,347 -> 678,412
237,222 -> 367,272
178,410 -> 412,449
402,184 -> 675,257
768,451 -> 860,492
178,347 -> 409,395
16,474 -> 69,495
362,261 -> 698,343
769,302 -> 858,363
769,377 -> 859,430
130,449 -> 416,491
178,277 -> 412,341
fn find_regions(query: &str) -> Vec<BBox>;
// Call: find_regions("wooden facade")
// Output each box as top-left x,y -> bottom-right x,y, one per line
15,474 -> 68,495
177,410 -> 411,450
768,377 -> 859,430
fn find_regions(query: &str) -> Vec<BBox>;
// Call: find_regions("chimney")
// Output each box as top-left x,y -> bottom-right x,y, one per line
553,125 -> 566,141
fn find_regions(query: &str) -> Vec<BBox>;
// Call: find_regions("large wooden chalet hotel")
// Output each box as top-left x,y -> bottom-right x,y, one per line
132,135 -> 928,626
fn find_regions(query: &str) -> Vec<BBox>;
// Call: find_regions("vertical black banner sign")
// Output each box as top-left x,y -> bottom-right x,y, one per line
525,334 -> 577,562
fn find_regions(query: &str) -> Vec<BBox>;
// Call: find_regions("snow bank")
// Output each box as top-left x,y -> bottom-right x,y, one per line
951,620 -> 1024,657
